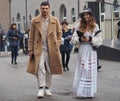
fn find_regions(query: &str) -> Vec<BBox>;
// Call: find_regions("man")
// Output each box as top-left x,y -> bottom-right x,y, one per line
27,2 -> 63,98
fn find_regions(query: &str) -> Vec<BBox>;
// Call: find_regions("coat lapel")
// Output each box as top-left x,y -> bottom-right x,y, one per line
34,15 -> 56,36
34,15 -> 42,35
48,15 -> 56,36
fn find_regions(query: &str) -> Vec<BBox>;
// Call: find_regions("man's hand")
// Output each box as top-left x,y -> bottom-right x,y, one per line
29,51 -> 34,56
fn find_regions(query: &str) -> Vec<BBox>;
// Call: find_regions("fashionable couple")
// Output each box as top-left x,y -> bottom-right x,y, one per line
27,1 -> 102,99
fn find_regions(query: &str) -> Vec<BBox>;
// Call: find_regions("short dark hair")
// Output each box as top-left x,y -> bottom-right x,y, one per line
40,1 -> 50,7
61,21 -> 68,25
10,23 -> 16,29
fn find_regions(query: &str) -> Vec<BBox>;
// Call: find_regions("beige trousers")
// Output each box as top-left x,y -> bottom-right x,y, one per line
37,50 -> 52,88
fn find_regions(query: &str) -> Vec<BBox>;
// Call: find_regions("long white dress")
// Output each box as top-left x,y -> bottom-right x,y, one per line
72,24 -> 102,97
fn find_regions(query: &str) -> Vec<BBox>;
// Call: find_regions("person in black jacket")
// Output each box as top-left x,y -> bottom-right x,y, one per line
60,21 -> 73,71
7,23 -> 22,65
117,21 -> 120,43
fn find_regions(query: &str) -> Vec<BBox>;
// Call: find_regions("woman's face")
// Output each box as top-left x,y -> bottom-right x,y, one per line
83,13 -> 90,22
62,24 -> 68,29
12,25 -> 17,29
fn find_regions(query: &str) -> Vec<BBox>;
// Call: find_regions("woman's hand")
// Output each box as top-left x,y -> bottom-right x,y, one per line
13,37 -> 18,40
81,37 -> 89,42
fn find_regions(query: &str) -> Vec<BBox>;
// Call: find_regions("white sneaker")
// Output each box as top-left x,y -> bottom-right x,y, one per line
45,89 -> 52,96
37,89 -> 45,98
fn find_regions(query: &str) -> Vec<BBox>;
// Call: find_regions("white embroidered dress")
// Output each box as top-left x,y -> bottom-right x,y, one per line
72,23 -> 102,97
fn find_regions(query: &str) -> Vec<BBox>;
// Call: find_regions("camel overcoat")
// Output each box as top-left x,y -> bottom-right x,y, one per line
26,14 -> 63,75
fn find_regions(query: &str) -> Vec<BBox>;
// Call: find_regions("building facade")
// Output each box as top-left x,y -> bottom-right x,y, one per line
0,0 -> 10,32
0,0 -> 120,39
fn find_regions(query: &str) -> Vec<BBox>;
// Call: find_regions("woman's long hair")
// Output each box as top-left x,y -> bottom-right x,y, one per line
79,14 -> 96,33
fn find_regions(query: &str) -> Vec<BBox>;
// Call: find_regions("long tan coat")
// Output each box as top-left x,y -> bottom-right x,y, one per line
26,14 -> 63,75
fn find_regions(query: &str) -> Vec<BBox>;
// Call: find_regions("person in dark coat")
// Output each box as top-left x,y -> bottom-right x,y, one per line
0,30 -> 4,51
117,21 -> 120,43
7,23 -> 22,65
60,21 -> 73,71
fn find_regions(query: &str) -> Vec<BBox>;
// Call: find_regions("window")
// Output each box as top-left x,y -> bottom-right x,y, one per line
16,13 -> 21,30
51,11 -> 55,16
63,7 -> 67,21
59,4 -> 67,22
71,8 -> 76,22
12,17 -> 14,23
101,0 -> 105,13
113,0 -> 119,17
23,16 -> 26,31
35,9 -> 39,16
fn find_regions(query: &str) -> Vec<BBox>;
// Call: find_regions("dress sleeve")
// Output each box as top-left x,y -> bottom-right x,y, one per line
71,23 -> 80,46
91,24 -> 102,47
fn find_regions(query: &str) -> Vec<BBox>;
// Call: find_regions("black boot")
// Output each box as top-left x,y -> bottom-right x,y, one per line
11,57 -> 13,64
97,66 -> 102,71
14,61 -> 17,65
63,67 -> 66,71
14,57 -> 17,65
66,66 -> 69,71
11,60 -> 13,64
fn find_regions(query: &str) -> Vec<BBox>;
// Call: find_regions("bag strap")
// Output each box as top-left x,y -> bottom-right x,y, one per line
94,30 -> 102,37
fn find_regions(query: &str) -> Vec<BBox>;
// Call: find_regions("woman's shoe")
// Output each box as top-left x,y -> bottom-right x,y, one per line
66,67 -> 69,71
11,61 -> 13,64
14,62 -> 17,65
97,66 -> 102,70
63,68 -> 66,71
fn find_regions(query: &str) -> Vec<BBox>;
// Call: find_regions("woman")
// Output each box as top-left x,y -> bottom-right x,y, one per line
71,8 -> 102,97
7,23 -> 22,65
60,21 -> 73,71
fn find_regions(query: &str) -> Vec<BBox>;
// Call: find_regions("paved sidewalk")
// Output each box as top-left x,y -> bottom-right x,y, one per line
0,54 -> 120,101
0,49 -> 23,56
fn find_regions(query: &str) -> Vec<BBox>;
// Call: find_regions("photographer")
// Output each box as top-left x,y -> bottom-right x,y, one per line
7,23 -> 22,65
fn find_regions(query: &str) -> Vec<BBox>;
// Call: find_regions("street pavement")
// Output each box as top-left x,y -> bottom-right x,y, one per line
0,53 -> 120,101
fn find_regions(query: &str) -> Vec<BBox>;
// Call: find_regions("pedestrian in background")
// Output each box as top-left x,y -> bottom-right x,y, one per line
60,21 -> 73,71
0,30 -> 4,51
117,21 -> 120,44
23,29 -> 29,55
7,23 -> 22,65
71,8 -> 102,98
27,1 -> 62,98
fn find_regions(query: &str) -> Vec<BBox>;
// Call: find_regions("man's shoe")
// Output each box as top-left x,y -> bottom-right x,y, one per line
45,89 -> 52,96
37,89 -> 45,98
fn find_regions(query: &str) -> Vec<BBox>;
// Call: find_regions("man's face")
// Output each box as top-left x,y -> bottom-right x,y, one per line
40,5 -> 50,17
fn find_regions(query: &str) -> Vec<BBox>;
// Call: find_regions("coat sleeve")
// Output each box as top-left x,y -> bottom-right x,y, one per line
28,20 -> 35,51
91,24 -> 102,47
56,18 -> 62,46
